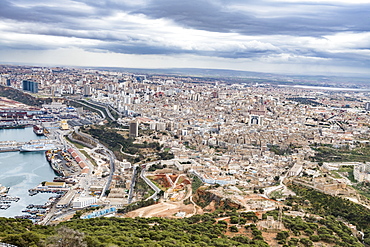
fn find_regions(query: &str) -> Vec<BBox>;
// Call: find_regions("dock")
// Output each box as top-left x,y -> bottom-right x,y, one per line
0,140 -> 60,153
0,195 -> 20,210
0,148 -> 20,152
0,195 -> 20,202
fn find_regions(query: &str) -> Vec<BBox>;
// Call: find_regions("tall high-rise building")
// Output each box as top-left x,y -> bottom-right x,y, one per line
83,85 -> 92,96
365,102 -> 370,111
129,121 -> 138,137
22,80 -> 38,93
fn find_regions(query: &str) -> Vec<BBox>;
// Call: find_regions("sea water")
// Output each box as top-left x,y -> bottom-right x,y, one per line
0,128 -> 56,217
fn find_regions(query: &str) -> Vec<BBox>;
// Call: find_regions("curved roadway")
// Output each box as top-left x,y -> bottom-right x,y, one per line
69,99 -> 106,120
74,127 -> 116,198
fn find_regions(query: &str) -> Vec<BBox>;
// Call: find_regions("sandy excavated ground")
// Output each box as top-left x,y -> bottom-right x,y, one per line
124,201 -> 196,218
124,183 -> 202,218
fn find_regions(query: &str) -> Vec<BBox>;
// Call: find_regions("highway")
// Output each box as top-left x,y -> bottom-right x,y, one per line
128,162 -> 162,204
40,127 -> 117,224
67,130 -> 95,149
108,104 -> 122,119
73,127 -> 116,197
83,99 -> 116,121
140,167 -> 161,201
69,99 -> 106,120
127,165 -> 138,204
100,146 -> 116,199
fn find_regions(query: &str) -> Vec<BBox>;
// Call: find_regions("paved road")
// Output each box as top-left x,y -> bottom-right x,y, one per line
74,127 -> 116,198
119,143 -> 138,157
128,165 -> 138,204
108,104 -> 122,119
140,167 -> 161,201
69,99 -> 106,120
128,161 -> 163,204
263,175 -> 288,198
84,99 -> 115,121
100,147 -> 116,199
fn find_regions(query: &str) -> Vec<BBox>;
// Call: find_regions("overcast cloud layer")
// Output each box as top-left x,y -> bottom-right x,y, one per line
0,0 -> 370,76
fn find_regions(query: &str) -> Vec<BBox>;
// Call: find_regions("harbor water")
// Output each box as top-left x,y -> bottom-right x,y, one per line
0,127 -> 56,217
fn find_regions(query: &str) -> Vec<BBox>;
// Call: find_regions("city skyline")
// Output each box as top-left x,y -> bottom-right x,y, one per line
1,0 -> 370,77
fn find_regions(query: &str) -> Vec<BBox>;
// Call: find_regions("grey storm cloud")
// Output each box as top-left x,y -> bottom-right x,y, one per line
0,1 -> 88,24
0,0 -> 370,75
136,0 -> 370,36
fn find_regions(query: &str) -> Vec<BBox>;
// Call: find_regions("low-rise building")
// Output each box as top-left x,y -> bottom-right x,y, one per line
72,196 -> 97,208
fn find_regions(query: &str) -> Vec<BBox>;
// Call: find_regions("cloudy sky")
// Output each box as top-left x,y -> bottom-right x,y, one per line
0,0 -> 370,76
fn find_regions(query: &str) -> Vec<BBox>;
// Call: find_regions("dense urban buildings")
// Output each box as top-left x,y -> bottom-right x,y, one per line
1,64 -> 370,246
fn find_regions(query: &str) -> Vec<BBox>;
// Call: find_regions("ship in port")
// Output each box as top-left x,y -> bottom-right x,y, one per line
33,125 -> 44,136
20,143 -> 56,152
0,122 -> 27,129
45,151 -> 65,177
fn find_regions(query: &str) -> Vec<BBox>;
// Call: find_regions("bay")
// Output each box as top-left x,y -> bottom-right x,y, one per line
0,127 -> 56,217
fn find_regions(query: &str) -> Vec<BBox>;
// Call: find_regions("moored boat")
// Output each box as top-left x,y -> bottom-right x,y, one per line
0,123 -> 26,129
0,204 -> 11,210
33,125 -> 44,136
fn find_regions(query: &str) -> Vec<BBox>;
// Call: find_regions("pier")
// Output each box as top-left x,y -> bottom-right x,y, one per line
0,195 -> 20,202
0,195 -> 21,211
0,139 -> 60,152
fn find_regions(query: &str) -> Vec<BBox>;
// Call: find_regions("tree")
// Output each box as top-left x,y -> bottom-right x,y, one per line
300,238 -> 313,247
288,238 -> 299,246
309,235 -> 320,242
231,236 -> 250,244
3,232 -> 41,247
230,216 -> 239,224
229,226 -> 238,232
276,231 -> 289,241
46,226 -> 87,247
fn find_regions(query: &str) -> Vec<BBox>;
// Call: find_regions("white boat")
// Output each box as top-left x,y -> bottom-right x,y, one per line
0,184 -> 9,194
20,143 -> 56,152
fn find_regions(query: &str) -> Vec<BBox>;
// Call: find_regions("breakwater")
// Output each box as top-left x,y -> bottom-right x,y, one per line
0,128 -> 55,217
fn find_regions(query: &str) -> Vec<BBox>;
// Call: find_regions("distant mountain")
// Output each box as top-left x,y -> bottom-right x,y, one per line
2,62 -> 369,87
88,67 -> 370,88
90,67 -> 287,78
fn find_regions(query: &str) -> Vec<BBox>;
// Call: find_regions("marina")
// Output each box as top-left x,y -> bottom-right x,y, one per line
0,128 -> 57,217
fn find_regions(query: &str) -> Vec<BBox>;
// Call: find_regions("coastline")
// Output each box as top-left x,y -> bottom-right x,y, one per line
0,128 -> 55,218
